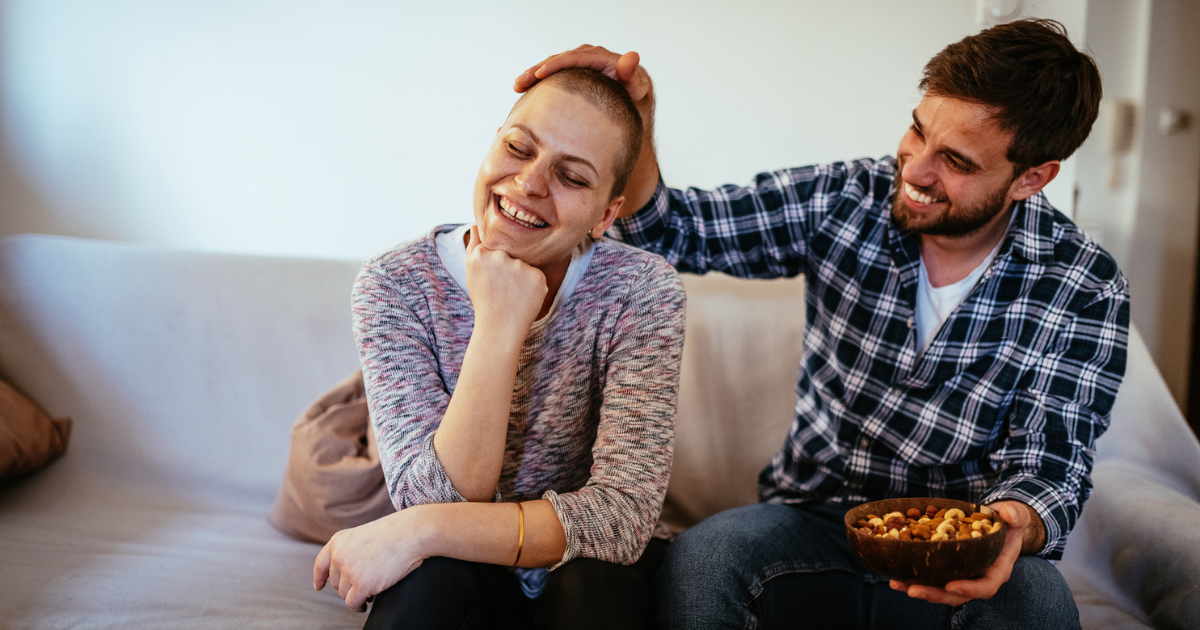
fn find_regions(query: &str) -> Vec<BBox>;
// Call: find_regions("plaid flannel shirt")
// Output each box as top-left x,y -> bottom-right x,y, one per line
610,157 -> 1129,559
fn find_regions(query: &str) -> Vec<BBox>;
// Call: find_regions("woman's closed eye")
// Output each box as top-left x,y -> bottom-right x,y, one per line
507,142 -> 532,159
558,170 -> 589,188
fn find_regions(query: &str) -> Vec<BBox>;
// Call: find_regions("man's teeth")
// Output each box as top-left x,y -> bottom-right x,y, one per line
904,182 -> 941,205
498,197 -> 548,227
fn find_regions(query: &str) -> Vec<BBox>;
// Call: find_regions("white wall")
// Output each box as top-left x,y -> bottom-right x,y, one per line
0,0 -> 1086,261
1075,0 -> 1200,409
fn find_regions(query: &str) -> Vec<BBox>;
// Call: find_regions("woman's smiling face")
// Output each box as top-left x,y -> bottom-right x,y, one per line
472,84 -> 625,273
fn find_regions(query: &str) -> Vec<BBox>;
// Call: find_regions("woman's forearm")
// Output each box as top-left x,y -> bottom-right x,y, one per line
314,498 -> 567,610
432,321 -> 525,501
413,499 -> 568,568
431,230 -> 548,502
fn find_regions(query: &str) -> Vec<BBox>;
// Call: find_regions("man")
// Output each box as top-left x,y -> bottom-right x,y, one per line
514,19 -> 1128,630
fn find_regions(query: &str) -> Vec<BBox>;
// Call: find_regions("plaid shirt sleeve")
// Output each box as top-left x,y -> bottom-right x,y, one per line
981,276 -> 1130,558
608,161 -> 885,278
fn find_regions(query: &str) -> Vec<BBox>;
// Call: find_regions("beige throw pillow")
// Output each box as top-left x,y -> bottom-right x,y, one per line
269,370 -> 395,543
0,379 -> 71,480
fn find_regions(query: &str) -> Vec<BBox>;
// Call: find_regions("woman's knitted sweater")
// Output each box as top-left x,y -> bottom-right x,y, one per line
351,226 -> 686,567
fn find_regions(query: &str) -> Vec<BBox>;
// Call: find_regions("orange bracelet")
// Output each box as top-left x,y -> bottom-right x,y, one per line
512,502 -> 525,566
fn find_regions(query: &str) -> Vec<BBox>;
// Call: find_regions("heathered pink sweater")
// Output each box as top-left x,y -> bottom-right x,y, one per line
351,226 -> 686,567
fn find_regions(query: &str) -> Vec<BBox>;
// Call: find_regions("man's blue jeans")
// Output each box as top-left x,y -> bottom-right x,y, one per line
654,502 -> 1080,629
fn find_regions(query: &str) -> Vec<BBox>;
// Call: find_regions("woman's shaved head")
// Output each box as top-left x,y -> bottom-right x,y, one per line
517,68 -> 643,200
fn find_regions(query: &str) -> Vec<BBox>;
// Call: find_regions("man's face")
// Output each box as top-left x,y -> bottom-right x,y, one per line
892,96 -> 1021,236
472,84 -> 624,271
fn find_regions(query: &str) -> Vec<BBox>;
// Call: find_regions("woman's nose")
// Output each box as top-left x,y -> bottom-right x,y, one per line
515,161 -> 549,198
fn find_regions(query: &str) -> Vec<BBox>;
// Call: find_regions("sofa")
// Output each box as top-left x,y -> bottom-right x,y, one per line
0,233 -> 1197,629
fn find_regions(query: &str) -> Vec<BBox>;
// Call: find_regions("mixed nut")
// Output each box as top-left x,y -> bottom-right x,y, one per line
854,505 -> 1003,542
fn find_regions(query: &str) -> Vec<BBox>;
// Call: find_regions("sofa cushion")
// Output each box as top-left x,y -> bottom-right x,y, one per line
0,463 -> 361,629
269,370 -> 395,543
0,378 -> 70,480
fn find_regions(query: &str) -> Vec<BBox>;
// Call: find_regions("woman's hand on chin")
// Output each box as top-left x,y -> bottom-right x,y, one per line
313,509 -> 429,612
465,226 -> 547,334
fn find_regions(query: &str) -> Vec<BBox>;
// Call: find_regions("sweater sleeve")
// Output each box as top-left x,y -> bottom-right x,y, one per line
351,259 -> 475,510
543,256 -> 687,568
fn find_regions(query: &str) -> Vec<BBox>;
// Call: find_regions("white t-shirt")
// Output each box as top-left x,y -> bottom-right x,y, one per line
434,223 -> 595,329
914,217 -> 1014,355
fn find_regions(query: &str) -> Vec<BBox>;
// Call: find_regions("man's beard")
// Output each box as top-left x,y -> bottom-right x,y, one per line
891,169 -> 1011,237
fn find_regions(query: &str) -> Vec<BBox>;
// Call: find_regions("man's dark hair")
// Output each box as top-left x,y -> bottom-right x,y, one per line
920,19 -> 1102,175
526,68 -> 643,200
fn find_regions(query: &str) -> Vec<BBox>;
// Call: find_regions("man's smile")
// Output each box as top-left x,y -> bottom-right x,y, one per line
903,181 -> 945,207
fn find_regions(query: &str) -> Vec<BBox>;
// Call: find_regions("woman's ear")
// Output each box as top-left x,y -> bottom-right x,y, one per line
592,196 -> 625,239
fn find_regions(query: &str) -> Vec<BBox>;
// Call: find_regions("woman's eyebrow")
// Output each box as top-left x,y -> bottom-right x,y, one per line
510,124 -> 598,175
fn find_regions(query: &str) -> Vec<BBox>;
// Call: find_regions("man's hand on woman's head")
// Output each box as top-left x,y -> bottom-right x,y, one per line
464,226 -> 547,335
514,45 -> 652,104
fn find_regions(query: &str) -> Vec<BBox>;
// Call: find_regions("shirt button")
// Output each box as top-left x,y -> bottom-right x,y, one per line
906,317 -> 914,328
859,437 -> 870,448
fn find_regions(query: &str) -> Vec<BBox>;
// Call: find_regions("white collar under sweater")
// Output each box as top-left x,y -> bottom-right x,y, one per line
434,224 -> 596,329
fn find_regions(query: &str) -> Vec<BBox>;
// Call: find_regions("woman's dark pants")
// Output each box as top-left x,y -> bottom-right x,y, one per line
363,537 -> 668,630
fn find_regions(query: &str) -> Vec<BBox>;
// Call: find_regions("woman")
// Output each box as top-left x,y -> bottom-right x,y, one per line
313,67 -> 686,629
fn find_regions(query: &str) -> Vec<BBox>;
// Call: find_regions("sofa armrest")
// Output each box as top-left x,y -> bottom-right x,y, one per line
1062,460 -> 1200,629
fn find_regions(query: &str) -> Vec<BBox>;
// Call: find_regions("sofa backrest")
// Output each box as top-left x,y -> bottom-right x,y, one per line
0,235 -> 806,519
4,234 -> 1194,535
0,235 -> 362,507
659,272 -> 804,533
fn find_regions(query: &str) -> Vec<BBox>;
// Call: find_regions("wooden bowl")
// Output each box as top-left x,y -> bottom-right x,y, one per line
844,497 -> 1008,585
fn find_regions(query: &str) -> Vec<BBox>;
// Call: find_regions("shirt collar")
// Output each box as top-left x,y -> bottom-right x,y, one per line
1004,192 -> 1057,265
